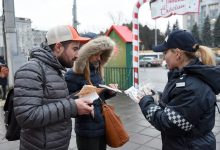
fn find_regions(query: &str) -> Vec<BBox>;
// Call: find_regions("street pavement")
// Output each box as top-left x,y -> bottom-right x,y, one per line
0,93 -> 220,150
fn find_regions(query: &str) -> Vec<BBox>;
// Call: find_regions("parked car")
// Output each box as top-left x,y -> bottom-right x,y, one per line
139,52 -> 163,60
161,60 -> 168,69
139,57 -> 162,67
161,55 -> 220,68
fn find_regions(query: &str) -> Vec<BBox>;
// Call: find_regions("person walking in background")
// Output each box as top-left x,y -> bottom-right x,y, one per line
0,56 -> 5,64
0,56 -> 8,100
13,25 -> 93,150
65,36 -> 118,150
134,30 -> 219,150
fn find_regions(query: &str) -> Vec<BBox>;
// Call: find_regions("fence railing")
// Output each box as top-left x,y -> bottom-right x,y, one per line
104,67 -> 133,90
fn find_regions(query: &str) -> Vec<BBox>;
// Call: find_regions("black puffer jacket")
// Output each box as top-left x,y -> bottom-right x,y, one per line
13,43 -> 78,150
139,58 -> 219,150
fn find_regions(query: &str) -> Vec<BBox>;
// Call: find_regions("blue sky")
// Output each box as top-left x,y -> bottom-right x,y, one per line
1,0 -> 183,33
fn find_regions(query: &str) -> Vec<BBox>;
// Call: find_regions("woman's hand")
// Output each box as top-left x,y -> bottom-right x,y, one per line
108,83 -> 118,89
107,84 -> 118,95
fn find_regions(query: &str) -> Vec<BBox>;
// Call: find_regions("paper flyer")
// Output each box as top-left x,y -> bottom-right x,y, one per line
99,84 -> 122,93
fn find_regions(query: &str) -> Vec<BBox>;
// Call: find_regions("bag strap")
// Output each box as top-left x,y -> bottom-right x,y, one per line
215,102 -> 220,114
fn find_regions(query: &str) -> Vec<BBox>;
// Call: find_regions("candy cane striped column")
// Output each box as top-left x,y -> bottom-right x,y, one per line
132,0 -> 148,88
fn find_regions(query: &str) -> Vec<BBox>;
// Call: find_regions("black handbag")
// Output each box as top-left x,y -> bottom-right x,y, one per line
4,89 -> 21,141
4,60 -> 45,141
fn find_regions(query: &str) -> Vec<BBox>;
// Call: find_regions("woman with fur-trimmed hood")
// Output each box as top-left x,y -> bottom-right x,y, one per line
65,36 -> 118,150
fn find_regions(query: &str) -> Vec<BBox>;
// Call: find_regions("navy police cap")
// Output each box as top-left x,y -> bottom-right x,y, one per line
153,30 -> 197,52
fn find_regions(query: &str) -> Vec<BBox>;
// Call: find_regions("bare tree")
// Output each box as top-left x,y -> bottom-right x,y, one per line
108,11 -> 128,25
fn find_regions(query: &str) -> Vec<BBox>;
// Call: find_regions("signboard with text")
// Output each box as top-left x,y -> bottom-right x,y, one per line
150,0 -> 200,19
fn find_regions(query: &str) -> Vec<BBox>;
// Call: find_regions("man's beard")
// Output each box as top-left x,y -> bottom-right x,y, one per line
58,56 -> 74,68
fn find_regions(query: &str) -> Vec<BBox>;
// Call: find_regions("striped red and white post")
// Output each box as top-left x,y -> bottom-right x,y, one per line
132,0 -> 147,88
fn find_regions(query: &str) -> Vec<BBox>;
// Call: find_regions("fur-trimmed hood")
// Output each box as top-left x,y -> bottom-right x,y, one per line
74,36 -> 115,74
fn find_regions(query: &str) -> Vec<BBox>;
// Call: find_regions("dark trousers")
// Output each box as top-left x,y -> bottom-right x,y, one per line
76,135 -> 106,150
1,84 -> 6,99
0,77 -> 7,100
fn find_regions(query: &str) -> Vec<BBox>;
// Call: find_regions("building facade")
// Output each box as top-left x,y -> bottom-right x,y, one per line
183,0 -> 220,31
15,17 -> 32,55
0,16 -> 46,57
32,29 -> 47,47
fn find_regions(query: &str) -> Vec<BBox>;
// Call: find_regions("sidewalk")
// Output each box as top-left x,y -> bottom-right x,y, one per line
0,94 -> 220,150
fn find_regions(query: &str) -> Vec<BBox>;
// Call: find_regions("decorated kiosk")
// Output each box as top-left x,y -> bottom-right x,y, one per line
105,25 -> 133,89
104,0 -> 200,89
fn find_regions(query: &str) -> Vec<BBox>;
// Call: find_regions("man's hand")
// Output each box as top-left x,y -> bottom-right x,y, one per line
75,98 -> 93,115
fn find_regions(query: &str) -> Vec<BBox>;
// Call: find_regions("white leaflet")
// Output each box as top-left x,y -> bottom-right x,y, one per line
99,84 -> 122,93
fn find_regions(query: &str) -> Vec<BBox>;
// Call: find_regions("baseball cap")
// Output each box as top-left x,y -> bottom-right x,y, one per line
153,30 -> 197,52
46,25 -> 90,45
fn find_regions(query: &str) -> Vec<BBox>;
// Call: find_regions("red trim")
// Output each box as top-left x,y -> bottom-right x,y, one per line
134,56 -> 138,62
134,24 -> 138,29
134,78 -> 138,81
134,13 -> 138,18
134,46 -> 138,51
134,35 -> 138,41
136,2 -> 141,9
106,25 -> 132,43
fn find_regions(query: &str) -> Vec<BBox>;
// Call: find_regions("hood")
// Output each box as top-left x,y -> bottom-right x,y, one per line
184,59 -> 220,94
29,42 -> 65,70
73,36 -> 115,74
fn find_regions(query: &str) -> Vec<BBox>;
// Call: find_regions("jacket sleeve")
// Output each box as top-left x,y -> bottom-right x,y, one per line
139,84 -> 207,136
13,62 -> 78,129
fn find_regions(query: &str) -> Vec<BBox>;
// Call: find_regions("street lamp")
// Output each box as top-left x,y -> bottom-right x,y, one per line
155,19 -> 157,46
73,0 -> 80,29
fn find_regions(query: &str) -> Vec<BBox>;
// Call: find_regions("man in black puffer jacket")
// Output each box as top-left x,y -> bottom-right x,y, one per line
13,25 -> 93,150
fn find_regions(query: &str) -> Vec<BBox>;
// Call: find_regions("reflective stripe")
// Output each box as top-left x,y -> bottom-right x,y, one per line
164,107 -> 193,131
145,105 -> 161,121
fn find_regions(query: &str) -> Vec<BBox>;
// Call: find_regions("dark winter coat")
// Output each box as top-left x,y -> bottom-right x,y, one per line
65,66 -> 115,137
13,43 -> 78,150
139,58 -> 219,150
65,36 -> 116,137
